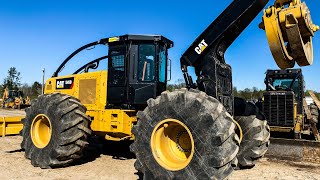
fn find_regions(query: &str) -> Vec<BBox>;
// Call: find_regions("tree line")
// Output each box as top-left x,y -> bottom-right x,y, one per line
0,67 -> 42,99
1,70 -> 319,101
167,79 -> 320,100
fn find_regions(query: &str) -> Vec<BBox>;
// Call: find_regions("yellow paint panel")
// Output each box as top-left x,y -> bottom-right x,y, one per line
44,71 -> 107,111
108,37 -> 120,42
79,79 -> 97,104
0,116 -> 24,137
90,109 -> 137,140
44,71 -> 139,141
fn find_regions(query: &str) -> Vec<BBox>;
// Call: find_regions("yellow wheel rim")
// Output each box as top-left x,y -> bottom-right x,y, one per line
151,119 -> 194,171
30,114 -> 52,149
232,118 -> 243,143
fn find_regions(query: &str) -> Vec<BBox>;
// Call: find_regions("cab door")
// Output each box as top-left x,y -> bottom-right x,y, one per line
156,45 -> 168,95
107,45 -> 127,105
128,43 -> 158,106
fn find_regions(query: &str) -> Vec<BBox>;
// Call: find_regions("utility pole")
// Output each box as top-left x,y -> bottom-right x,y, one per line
42,68 -> 45,95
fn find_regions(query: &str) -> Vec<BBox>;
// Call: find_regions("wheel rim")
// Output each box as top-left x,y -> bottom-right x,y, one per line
151,119 -> 194,171
30,114 -> 52,149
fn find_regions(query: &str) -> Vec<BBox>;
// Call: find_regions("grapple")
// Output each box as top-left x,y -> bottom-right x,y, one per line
260,0 -> 319,69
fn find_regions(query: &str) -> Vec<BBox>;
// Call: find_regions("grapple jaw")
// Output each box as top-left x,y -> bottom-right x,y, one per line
260,0 -> 319,69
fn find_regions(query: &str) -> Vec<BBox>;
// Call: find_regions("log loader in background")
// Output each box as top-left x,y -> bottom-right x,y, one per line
19,0 -> 318,179
261,69 -> 320,162
262,69 -> 320,141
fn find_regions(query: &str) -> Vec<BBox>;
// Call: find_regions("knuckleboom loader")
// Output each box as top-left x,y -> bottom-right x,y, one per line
262,69 -> 320,141
20,0 -> 318,179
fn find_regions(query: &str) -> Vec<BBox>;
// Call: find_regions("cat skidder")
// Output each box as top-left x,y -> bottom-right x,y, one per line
21,0 -> 317,179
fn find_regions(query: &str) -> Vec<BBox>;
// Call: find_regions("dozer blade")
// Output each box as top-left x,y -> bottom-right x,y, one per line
266,138 -> 320,163
260,0 -> 319,69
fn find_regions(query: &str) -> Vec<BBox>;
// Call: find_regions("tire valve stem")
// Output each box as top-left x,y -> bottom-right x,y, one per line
163,123 -> 169,128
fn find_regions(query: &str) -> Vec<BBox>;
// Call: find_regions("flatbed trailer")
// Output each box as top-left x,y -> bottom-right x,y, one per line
0,116 -> 24,137
0,109 -> 25,137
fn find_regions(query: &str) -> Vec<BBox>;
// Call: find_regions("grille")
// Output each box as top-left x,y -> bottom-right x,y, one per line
263,92 -> 294,127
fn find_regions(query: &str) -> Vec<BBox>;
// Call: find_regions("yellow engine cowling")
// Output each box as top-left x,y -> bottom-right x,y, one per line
45,70 -> 137,141
45,71 -> 108,110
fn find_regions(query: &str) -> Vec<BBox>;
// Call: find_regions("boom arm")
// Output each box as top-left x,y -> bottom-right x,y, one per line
181,0 -> 269,88
180,0 -> 318,114
181,0 -> 270,114
181,0 -> 269,69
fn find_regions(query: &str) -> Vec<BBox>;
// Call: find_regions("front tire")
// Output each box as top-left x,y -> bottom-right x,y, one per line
21,93 -> 91,168
130,89 -> 240,180
234,97 -> 270,168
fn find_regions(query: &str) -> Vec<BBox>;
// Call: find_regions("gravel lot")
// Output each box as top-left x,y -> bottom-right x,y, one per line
0,109 -> 319,180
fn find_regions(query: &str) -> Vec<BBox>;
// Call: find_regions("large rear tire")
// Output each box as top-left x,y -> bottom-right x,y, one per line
130,89 -> 240,180
21,93 -> 91,168
234,97 -> 270,168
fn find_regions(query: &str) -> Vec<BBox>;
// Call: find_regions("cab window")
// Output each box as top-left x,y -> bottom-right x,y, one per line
109,47 -> 126,85
158,46 -> 167,83
138,45 -> 156,82
273,78 -> 299,97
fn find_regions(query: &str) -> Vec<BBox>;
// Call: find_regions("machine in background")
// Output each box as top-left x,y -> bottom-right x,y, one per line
262,69 -> 320,141
1,88 -> 30,109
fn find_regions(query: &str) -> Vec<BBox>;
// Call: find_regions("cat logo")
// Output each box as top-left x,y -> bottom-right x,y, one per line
56,81 -> 65,89
195,39 -> 208,55
56,77 -> 74,89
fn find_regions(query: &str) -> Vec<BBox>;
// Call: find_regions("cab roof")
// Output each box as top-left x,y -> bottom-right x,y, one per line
108,34 -> 174,48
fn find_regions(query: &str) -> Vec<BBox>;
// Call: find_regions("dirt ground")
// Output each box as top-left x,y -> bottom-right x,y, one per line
0,109 -> 320,180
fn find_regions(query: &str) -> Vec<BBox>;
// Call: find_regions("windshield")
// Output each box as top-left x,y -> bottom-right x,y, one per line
138,44 -> 156,82
8,91 -> 20,98
273,79 -> 299,94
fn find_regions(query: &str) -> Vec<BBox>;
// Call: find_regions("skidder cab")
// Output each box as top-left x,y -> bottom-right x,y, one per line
51,34 -> 173,110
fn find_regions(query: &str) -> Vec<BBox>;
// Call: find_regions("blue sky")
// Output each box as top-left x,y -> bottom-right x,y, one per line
0,0 -> 319,91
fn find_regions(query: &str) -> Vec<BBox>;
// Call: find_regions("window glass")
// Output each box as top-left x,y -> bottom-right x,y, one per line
111,52 -> 125,71
138,45 -> 155,81
159,46 -> 167,83
273,79 -> 299,95
109,48 -> 126,85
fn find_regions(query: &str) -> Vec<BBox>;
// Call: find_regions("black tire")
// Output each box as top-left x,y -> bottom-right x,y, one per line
234,97 -> 270,169
20,93 -> 91,168
130,89 -> 240,180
